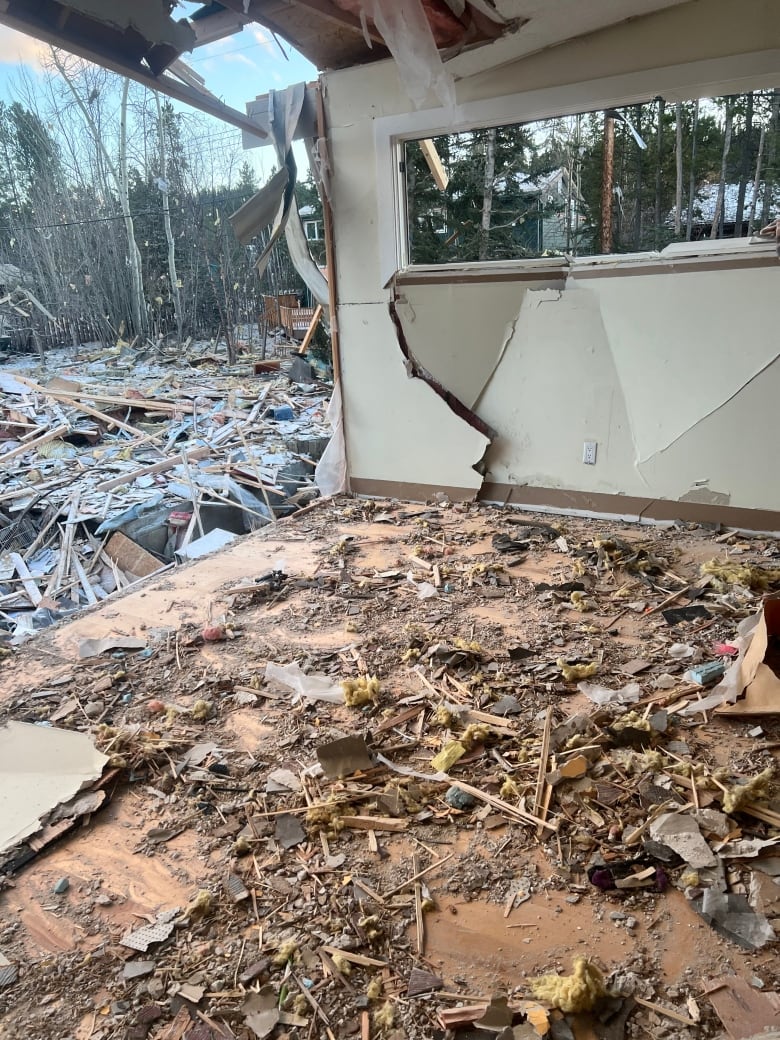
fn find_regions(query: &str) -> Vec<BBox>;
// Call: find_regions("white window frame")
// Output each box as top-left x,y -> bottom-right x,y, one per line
373,48 -> 780,288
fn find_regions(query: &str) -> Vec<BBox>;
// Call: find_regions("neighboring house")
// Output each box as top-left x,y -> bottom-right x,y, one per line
299,204 -> 323,243
671,181 -> 780,237
511,167 -> 586,253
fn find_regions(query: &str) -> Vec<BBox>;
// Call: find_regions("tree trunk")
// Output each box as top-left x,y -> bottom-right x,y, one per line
674,102 -> 683,237
653,98 -> 666,248
119,78 -> 146,336
747,124 -> 766,236
479,127 -> 496,261
601,113 -> 615,253
734,92 -> 753,236
155,91 -> 182,342
686,100 -> 699,240
633,105 -> 643,250
710,97 -> 734,239
52,52 -> 146,335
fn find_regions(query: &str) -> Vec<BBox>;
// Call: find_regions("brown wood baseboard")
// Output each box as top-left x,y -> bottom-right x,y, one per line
349,477 -> 780,532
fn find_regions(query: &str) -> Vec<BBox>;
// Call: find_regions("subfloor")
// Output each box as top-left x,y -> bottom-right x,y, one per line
1,496 -> 779,1040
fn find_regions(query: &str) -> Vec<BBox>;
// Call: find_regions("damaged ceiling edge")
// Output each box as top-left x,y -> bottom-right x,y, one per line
387,298 -> 493,491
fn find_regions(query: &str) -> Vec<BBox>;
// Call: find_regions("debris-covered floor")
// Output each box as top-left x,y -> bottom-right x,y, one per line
2,497 -> 780,1040
0,338 -> 331,643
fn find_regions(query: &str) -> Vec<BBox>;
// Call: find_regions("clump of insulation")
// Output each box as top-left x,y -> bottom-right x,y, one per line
531,957 -> 608,1012
570,591 -> 596,612
701,558 -> 780,591
610,711 -> 651,735
191,699 -> 213,721
557,659 -> 599,682
461,723 -> 491,750
722,767 -> 774,814
342,675 -> 380,707
500,774 -> 520,800
272,939 -> 300,966
331,952 -> 352,976
367,978 -> 383,1001
373,1001 -> 395,1031
434,703 -> 458,727
185,889 -> 214,920
306,798 -> 348,836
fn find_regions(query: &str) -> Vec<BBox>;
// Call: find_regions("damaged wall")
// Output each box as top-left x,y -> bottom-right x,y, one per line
324,0 -> 780,520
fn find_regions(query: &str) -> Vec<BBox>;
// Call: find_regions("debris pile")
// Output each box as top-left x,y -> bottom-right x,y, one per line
1,498 -> 780,1040
0,341 -> 332,644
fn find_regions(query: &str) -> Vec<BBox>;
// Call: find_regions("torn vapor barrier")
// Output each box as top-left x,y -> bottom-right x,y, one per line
229,84 -> 329,312
388,298 -> 496,459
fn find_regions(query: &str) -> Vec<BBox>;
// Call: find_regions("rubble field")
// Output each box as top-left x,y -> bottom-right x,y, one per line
1,496 -> 780,1040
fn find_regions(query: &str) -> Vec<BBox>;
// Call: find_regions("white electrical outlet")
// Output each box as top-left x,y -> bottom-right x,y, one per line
582,441 -> 598,465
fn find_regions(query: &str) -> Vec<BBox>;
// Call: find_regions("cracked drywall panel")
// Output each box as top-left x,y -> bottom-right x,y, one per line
394,283 -> 533,407
578,265 -> 780,464
477,287 -> 638,492
338,303 -> 489,491
638,356 -> 780,512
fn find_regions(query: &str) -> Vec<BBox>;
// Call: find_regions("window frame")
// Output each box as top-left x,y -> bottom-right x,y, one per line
373,49 -> 780,287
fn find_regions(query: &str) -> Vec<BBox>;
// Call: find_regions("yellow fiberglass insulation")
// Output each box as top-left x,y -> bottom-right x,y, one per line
701,558 -> 780,590
557,659 -> 599,682
373,1001 -> 395,1031
460,722 -> 491,750
570,590 -> 596,612
342,675 -> 380,706
722,767 -> 774,814
531,957 -> 608,1012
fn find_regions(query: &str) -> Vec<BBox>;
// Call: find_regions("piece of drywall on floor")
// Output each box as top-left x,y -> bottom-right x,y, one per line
338,303 -> 489,492
571,265 -> 780,464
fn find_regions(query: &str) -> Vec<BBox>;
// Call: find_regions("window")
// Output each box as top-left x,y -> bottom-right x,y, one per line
403,91 -> 780,265
304,219 -> 323,242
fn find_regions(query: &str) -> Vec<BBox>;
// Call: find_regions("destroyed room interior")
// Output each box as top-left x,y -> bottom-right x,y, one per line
3,1 -> 780,1039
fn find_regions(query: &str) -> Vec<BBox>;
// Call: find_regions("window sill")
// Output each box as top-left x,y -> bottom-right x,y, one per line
395,239 -> 777,285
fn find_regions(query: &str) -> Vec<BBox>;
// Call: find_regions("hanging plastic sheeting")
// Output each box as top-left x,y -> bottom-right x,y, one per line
229,83 -> 329,312
358,0 -> 456,111
315,380 -> 347,496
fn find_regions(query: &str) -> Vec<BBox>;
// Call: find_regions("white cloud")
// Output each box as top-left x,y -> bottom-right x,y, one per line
252,27 -> 276,57
224,51 -> 259,70
0,25 -> 48,68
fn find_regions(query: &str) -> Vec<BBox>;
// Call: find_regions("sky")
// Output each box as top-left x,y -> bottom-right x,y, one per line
0,17 -> 317,179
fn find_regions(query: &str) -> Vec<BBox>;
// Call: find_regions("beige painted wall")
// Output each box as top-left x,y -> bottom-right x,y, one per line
324,0 -> 780,517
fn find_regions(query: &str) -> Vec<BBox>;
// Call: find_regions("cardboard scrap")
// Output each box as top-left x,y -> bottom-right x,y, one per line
0,950 -> 17,989
317,735 -> 374,778
717,595 -> 780,716
78,635 -> 147,659
703,975 -> 779,1039
105,531 -> 162,579
0,721 -> 108,856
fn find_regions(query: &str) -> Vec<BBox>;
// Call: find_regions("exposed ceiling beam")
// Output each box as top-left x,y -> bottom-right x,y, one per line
0,7 -> 268,138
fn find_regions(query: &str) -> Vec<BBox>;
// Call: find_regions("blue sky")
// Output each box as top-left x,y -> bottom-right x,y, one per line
0,18 -> 317,177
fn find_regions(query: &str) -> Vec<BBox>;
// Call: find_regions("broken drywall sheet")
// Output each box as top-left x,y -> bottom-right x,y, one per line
0,721 -> 108,854
571,266 -> 780,465
475,287 -> 639,490
339,305 -> 488,491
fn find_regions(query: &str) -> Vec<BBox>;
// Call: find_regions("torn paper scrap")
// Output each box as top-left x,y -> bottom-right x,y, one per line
0,722 -> 108,855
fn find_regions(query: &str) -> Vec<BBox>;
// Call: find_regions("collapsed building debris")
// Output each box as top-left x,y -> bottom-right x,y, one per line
1,497 -> 780,1039
0,339 -> 333,644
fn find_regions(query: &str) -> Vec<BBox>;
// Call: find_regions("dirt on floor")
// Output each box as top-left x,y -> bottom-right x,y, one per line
1,496 -> 780,1040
